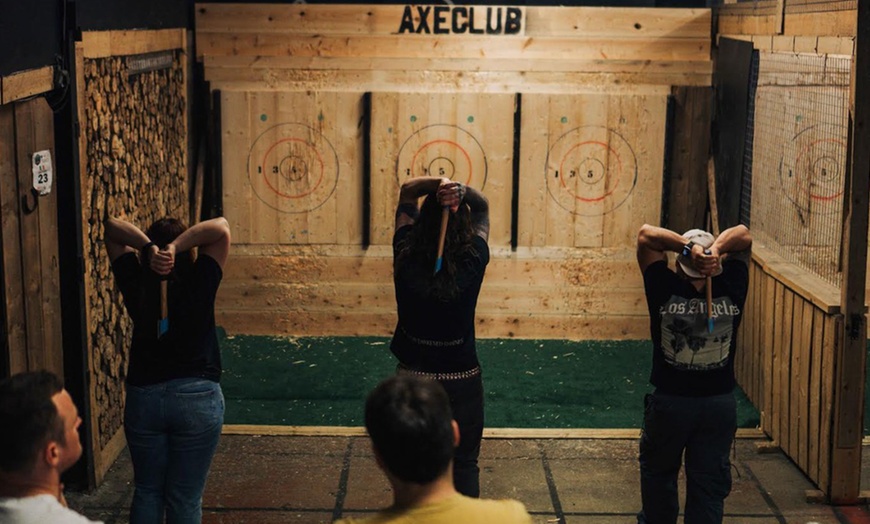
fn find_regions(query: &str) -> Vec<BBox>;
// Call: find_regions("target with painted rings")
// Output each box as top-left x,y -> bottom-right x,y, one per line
247,123 -> 339,214
778,125 -> 847,215
545,126 -> 638,216
395,124 -> 488,190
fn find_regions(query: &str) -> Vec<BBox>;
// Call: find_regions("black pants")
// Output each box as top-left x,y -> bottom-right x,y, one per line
638,390 -> 736,524
439,373 -> 484,498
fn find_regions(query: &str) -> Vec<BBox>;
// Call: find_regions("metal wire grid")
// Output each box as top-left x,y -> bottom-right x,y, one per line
749,51 -> 851,287
724,0 -> 854,13
785,0 -> 856,13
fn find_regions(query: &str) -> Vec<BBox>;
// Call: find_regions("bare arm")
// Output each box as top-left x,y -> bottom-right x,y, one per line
104,217 -> 156,263
395,177 -> 449,230
710,224 -> 752,262
636,224 -> 685,273
163,217 -> 231,270
463,186 -> 489,241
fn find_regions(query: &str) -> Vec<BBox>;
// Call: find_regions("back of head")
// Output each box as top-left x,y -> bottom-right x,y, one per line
395,194 -> 477,301
0,371 -> 64,473
146,217 -> 193,277
145,217 -> 187,249
365,375 -> 454,484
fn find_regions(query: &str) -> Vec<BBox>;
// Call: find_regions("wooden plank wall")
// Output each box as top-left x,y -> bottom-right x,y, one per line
736,244 -> 840,495
0,66 -> 55,105
0,97 -> 63,378
197,5 -> 712,92
718,1 -> 855,54
76,29 -> 188,485
198,4 -> 709,340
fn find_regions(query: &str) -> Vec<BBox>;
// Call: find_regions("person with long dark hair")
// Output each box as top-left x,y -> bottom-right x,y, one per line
105,216 -> 230,524
390,177 -> 490,498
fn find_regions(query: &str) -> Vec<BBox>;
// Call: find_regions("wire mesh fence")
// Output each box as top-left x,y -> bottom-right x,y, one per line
727,0 -> 854,12
784,0 -> 856,13
747,51 -> 851,287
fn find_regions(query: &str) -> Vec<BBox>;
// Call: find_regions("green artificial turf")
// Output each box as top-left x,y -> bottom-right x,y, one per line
218,330 -> 761,429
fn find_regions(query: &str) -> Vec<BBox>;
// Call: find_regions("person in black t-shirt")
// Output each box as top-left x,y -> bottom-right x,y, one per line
635,223 -> 751,524
391,176 -> 490,498
105,216 -> 230,524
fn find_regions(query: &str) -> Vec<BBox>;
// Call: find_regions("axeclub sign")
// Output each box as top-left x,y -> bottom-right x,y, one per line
397,6 -> 523,35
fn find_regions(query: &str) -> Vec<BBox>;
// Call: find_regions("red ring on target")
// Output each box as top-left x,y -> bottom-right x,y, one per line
260,138 -> 325,199
558,141 -> 623,203
410,140 -> 474,185
793,138 -> 844,202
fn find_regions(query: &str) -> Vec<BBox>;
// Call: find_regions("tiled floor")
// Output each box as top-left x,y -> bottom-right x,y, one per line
66,434 -> 870,523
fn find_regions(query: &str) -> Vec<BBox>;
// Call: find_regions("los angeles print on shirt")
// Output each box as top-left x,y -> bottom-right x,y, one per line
658,296 -> 741,371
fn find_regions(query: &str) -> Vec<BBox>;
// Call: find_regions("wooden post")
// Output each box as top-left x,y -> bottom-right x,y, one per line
829,0 -> 869,504
774,0 -> 785,35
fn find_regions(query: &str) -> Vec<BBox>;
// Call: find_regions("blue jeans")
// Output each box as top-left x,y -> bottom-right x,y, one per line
125,378 -> 224,524
440,374 -> 484,498
637,390 -> 736,524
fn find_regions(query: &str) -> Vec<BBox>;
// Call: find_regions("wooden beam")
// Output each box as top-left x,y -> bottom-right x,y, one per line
663,87 -> 712,233
204,55 -> 713,75
816,36 -> 855,55
93,427 -> 125,486
216,308 -> 651,340
221,425 -> 765,439
195,4 -> 710,39
0,105 -> 26,375
74,41 -> 104,487
750,243 -> 841,314
828,0 -> 870,503
774,0 -> 785,35
717,14 -> 778,36
197,33 -> 710,62
1,66 -> 54,105
81,28 -> 186,58
783,10 -> 856,37
210,77 -> 680,95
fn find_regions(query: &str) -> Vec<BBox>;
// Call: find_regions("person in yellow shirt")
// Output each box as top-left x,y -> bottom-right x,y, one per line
335,375 -> 531,524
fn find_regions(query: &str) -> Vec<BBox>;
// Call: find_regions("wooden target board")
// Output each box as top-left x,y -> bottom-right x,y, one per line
369,92 -> 515,246
778,118 -> 848,218
518,94 -> 667,248
221,91 -> 364,244
751,85 -> 849,255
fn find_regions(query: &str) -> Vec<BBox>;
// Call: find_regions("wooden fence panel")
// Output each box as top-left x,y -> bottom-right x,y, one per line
735,250 -> 840,495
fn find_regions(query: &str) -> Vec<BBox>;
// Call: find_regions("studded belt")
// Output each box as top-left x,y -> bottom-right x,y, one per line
397,363 -> 481,381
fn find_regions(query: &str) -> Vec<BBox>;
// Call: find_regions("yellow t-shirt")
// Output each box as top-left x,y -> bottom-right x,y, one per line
334,493 -> 532,524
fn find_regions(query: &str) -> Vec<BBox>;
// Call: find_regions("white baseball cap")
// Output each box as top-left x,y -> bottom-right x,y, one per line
676,229 -> 722,278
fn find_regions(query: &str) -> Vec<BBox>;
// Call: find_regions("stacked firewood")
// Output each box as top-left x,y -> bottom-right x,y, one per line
82,51 -> 188,446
